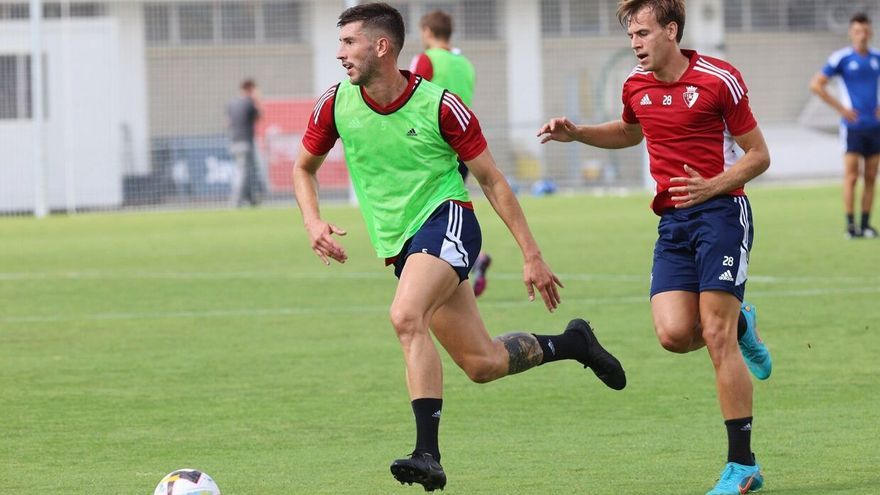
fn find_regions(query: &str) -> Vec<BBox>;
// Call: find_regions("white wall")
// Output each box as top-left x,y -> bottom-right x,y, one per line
108,2 -> 150,175
0,18 -> 122,212
311,1 -> 348,96
505,0 -> 544,160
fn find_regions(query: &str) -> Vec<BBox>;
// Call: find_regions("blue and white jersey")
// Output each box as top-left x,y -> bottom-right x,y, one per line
822,47 -> 880,130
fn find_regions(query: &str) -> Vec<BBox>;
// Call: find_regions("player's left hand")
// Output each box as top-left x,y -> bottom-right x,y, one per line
668,165 -> 718,208
523,256 -> 563,312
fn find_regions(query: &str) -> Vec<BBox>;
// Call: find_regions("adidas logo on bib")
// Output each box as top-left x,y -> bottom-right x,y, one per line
406,128 -> 418,137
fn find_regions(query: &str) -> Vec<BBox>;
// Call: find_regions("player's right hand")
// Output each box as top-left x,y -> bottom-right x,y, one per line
305,220 -> 347,265
842,108 -> 858,123
523,256 -> 563,312
537,117 -> 579,144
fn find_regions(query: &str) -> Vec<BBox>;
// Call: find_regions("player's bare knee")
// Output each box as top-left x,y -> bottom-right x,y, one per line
658,334 -> 690,353
700,323 -> 735,351
460,357 -> 497,384
389,307 -> 424,343
655,325 -> 692,353
465,368 -> 494,384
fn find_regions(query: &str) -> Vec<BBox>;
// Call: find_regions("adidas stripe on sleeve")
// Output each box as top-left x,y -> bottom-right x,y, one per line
439,91 -> 487,161
302,84 -> 340,156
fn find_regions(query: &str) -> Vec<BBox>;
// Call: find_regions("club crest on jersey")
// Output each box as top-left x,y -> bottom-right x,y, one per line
683,86 -> 699,108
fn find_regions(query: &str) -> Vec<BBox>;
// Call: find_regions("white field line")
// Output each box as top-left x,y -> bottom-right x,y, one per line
2,285 -> 879,324
0,270 -> 878,285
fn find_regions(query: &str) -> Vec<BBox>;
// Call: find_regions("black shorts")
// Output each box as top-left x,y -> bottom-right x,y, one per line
388,200 -> 482,282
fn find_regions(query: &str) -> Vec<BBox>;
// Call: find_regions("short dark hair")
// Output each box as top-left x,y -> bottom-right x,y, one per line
420,10 -> 453,40
240,79 -> 256,91
851,12 -> 871,25
617,0 -> 686,44
337,2 -> 405,54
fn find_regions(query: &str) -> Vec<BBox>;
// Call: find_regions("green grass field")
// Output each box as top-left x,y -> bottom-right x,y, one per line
1,184 -> 878,494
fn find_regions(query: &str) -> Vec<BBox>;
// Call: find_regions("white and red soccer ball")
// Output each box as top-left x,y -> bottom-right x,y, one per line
153,469 -> 221,495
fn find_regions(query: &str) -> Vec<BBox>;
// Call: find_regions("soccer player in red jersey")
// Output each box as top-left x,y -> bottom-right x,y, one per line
539,1 -> 771,494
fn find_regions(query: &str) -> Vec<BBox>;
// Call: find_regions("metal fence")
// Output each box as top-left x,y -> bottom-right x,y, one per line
1,0 -> 877,216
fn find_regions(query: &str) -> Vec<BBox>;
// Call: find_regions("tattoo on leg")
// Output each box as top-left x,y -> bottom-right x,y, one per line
498,332 -> 543,375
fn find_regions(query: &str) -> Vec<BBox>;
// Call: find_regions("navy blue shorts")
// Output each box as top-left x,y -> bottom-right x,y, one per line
843,126 -> 880,156
388,200 -> 482,282
650,195 -> 754,301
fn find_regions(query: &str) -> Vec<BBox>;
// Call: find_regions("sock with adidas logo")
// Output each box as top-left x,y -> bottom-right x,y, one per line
533,330 -> 588,365
412,398 -> 442,461
725,416 -> 754,466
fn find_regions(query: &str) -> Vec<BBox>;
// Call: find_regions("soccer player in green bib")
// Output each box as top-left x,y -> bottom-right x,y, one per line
410,9 -> 493,297
410,10 -> 475,107
292,3 -> 626,491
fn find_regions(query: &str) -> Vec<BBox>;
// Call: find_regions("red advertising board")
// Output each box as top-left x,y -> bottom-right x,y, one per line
255,99 -> 348,192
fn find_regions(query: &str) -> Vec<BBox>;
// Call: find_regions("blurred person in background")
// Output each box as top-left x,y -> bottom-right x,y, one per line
227,78 -> 264,207
539,0 -> 772,493
410,9 -> 492,296
293,3 -> 626,491
810,12 -> 880,239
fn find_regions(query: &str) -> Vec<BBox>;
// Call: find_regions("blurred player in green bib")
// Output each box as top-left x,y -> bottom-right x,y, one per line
410,9 -> 492,296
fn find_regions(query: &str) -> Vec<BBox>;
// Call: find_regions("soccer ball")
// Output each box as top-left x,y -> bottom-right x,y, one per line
153,469 -> 221,495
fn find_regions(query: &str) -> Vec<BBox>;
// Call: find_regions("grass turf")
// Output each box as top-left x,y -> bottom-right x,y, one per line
1,184 -> 878,494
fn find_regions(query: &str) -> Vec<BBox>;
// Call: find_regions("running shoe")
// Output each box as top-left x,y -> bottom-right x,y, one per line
706,458 -> 764,494
567,318 -> 626,390
390,452 -> 446,492
472,253 -> 491,297
739,302 -> 772,380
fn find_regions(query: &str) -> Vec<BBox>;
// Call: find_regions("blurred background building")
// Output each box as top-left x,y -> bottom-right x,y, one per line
0,0 -> 873,215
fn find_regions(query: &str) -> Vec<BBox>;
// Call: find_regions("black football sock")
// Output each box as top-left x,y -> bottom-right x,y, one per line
861,212 -> 871,229
737,310 -> 747,340
533,331 -> 587,365
411,398 -> 442,461
847,213 -> 855,228
725,417 -> 754,466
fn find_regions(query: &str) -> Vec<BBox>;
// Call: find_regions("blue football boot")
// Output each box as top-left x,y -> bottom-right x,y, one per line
706,458 -> 764,494
739,302 -> 772,380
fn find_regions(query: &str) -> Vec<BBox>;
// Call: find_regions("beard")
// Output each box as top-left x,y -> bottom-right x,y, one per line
350,52 -> 379,86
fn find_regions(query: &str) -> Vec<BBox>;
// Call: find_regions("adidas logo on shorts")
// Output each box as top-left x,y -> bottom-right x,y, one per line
718,270 -> 734,282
